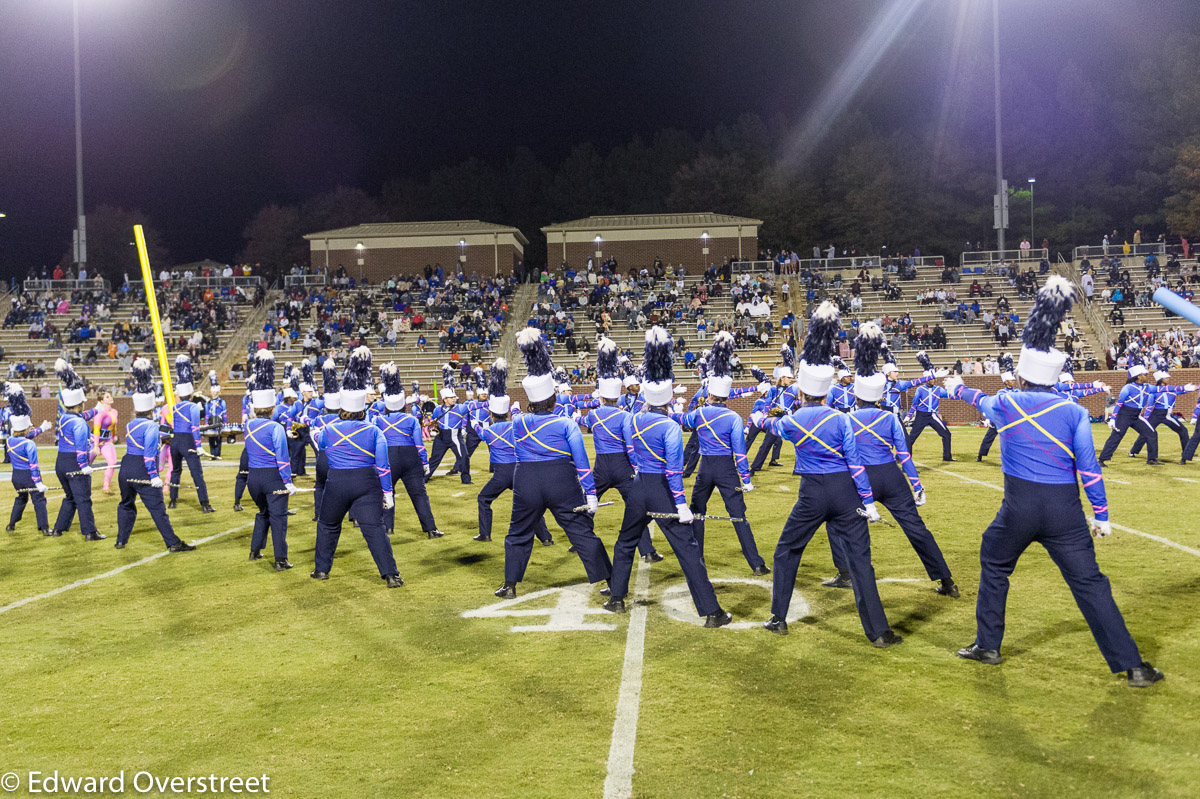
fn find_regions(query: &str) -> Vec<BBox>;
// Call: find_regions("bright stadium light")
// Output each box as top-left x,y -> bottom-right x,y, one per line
594,235 -> 602,260
355,241 -> 364,251
459,239 -> 467,263
701,231 -> 710,264
1028,178 -> 1036,249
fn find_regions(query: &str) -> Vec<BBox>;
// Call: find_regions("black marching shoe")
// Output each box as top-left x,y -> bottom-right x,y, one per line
976,455 -> 983,462
1145,459 -> 1163,466
602,597 -> 626,614
644,551 -> 665,563
81,532 -> 106,541
872,630 -> 903,648
494,582 -> 516,599
568,545 -> 577,553
768,460 -> 782,467
232,503 -> 243,512
168,499 -> 177,509
249,549 -> 264,561
5,523 -> 15,532
310,570 -> 330,580
426,529 -> 445,539
114,542 -> 125,549
1127,662 -> 1164,687
286,509 -> 297,516
385,528 -> 394,536
38,528 -> 52,537
956,643 -> 1003,664
704,610 -> 733,629
540,537 -> 555,546
935,578 -> 960,598
45,529 -> 63,537
762,616 -> 789,635
752,564 -> 771,576
201,503 -> 216,514
274,559 -> 293,571
599,584 -> 612,596
385,574 -> 405,588
943,457 -> 958,462
1181,458 -> 1189,465
1098,460 -> 1109,468
168,542 -> 196,552
473,533 -> 491,542
822,571 -> 853,589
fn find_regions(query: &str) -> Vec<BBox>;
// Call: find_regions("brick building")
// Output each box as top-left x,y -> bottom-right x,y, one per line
540,213 -> 761,271
304,220 -> 529,281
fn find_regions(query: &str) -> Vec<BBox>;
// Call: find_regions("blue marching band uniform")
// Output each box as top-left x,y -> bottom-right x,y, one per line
5,384 -> 52,534
204,370 -> 228,457
7,285 -> 1172,684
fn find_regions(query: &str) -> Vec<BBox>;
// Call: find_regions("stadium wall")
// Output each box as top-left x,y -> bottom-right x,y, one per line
312,242 -> 523,282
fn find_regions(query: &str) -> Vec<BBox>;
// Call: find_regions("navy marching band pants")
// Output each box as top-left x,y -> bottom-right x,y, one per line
116,454 -> 181,548
248,466 -> 289,561
234,449 -> 250,505
386,445 -> 438,534
609,473 -> 721,616
314,466 -> 399,578
594,452 -> 655,556
54,451 -> 98,535
772,470 -> 891,641
829,462 -> 951,581
476,461 -> 551,542
169,436 -> 210,504
1099,405 -> 1157,462
973,476 -> 1142,672
1130,409 -> 1187,456
681,430 -> 701,477
504,459 -> 611,585
691,454 -> 764,571
9,469 -> 49,530
907,411 -> 952,460
750,430 -> 784,473
978,425 -> 998,458
427,428 -> 469,483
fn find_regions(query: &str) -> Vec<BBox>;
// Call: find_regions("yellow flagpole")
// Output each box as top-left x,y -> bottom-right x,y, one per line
133,224 -> 176,411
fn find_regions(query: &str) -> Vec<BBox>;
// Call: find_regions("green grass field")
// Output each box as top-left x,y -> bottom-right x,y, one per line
2,425 -> 1199,798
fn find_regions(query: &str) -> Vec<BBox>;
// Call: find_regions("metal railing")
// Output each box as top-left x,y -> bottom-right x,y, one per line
124,275 -> 263,290
731,260 -> 779,274
283,274 -> 328,288
1073,243 -> 1166,260
22,278 -> 110,293
1052,257 -> 1112,354
960,248 -> 1048,265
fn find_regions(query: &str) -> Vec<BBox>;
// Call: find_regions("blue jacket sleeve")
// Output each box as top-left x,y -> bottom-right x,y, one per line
143,425 -> 161,478
72,420 -> 91,468
662,422 -> 686,504
374,427 -> 393,492
565,422 -> 596,495
889,414 -> 921,491
840,416 -> 874,503
730,412 -> 750,483
621,413 -> 636,463
1073,408 -> 1108,521
190,404 -> 203,446
271,424 -> 293,485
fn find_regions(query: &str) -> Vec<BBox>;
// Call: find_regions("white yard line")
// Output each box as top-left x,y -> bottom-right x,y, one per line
451,491 -> 466,498
916,462 -> 1200,559
602,558 -> 651,799
0,518 -> 260,616
1173,477 -> 1200,484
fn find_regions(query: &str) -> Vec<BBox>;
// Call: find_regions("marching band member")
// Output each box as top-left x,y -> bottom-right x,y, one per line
749,345 -> 798,475
92,391 -> 119,493
53,358 -> 104,540
755,302 -> 900,648
1129,356 -> 1193,460
825,356 -> 856,411
617,358 -> 644,414
494,327 -> 609,599
204,371 -> 227,458
116,359 -> 193,552
1097,347 -> 1163,466
5,384 -> 53,535
168,355 -> 215,512
244,350 -> 297,570
376,362 -> 442,539
233,379 -> 252,513
580,338 -> 660,561
905,351 -> 954,461
471,358 -> 552,545
427,366 -> 470,484
948,276 -> 1162,686
840,323 -> 958,597
298,361 -> 324,459
463,366 -> 488,462
312,358 -> 344,521
604,327 -> 731,627
879,350 -> 939,427
684,330 -> 767,575
977,354 -> 1016,461
311,346 -> 403,587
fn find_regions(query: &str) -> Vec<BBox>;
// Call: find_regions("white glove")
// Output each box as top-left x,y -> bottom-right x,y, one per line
675,503 -> 694,523
511,402 -> 520,413
757,381 -> 772,394
914,489 -> 926,507
1186,384 -> 1198,393
591,390 -> 601,399
39,420 -> 53,433
423,463 -> 430,476
80,466 -> 93,476
35,482 -> 48,493
741,481 -> 755,493
586,494 -> 599,514
382,491 -> 395,510
674,384 -> 687,394
943,376 -> 964,395
150,477 -> 163,489
1091,519 -> 1112,538
1107,417 -> 1116,430
863,502 -> 882,523
750,411 -> 767,427
285,482 -> 299,495
934,368 -> 950,378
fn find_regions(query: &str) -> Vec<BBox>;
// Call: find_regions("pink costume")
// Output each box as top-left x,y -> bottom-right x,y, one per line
157,404 -> 173,492
93,405 -> 119,490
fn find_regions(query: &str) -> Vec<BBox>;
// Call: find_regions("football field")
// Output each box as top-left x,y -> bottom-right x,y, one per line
2,426 -> 1198,798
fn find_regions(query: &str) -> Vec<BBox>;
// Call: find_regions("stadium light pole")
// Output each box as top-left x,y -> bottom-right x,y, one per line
990,0 -> 1008,258
1028,177 -> 1035,251
72,0 -> 87,272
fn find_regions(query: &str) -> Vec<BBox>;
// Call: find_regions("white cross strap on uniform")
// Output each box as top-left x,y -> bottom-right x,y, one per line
572,501 -> 616,513
647,512 -> 744,523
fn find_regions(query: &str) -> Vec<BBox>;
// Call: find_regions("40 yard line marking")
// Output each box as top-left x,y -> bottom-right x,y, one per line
916,462 -> 1200,559
603,557 -> 651,799
0,517 -> 263,616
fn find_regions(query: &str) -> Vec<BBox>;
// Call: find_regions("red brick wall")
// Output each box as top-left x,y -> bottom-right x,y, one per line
547,235 -> 757,272
311,244 -> 522,281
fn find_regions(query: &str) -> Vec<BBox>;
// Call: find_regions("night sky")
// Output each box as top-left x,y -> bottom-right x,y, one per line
0,0 -> 1195,272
